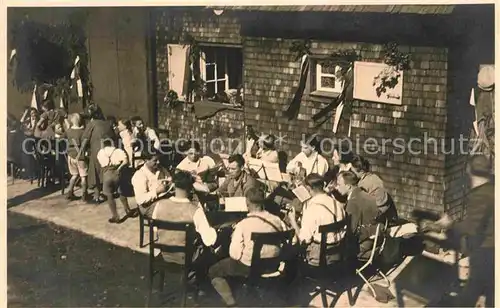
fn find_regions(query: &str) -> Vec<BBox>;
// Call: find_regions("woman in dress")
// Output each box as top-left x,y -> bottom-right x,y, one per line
82,103 -> 117,204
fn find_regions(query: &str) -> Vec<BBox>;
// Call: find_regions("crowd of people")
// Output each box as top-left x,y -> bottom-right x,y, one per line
7,100 -> 493,307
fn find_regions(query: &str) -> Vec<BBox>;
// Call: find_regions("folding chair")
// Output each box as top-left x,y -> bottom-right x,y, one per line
300,218 -> 355,307
355,220 -> 390,299
146,220 -> 195,307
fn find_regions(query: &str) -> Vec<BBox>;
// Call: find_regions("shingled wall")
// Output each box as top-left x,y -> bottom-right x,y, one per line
155,8 -> 460,220
244,38 -> 449,219
155,8 -> 245,149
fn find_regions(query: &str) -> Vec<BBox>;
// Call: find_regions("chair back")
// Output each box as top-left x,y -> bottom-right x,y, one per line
149,220 -> 195,267
318,217 -> 350,267
249,229 -> 295,279
364,219 -> 389,264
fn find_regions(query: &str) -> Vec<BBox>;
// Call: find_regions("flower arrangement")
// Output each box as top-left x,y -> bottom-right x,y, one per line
164,90 -> 181,108
373,42 -> 411,98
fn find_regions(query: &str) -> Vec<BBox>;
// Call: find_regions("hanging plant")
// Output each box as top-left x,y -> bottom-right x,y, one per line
373,42 -> 411,98
289,39 -> 312,61
164,89 -> 182,108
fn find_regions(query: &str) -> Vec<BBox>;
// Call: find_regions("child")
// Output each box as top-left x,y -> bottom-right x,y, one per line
65,113 -> 89,201
97,139 -> 138,223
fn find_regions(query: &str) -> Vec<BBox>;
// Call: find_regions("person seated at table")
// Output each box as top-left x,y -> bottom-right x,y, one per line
153,170 -> 217,264
131,149 -> 172,218
335,171 -> 379,258
176,141 -> 219,193
350,155 -> 398,223
255,134 -> 279,163
219,154 -> 259,198
287,173 -> 347,267
208,187 -> 289,307
324,146 -> 354,202
97,139 -> 139,223
286,133 -> 329,179
131,116 -> 161,151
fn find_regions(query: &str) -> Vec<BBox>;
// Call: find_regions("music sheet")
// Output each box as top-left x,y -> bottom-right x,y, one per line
224,197 -> 248,212
292,185 -> 312,203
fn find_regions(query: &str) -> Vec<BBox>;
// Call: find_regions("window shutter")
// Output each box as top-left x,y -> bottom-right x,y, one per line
167,44 -> 190,100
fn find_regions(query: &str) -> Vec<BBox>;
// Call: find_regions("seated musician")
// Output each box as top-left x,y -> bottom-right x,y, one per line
350,155 -> 398,222
254,134 -> 279,163
176,141 -> 219,193
286,134 -> 329,178
131,116 -> 161,151
219,154 -> 259,198
131,149 -> 172,218
287,174 -> 347,267
335,171 -> 379,258
208,187 -> 289,307
152,170 -> 217,264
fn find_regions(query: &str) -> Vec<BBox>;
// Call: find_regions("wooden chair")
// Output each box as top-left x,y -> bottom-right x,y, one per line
300,218 -> 355,307
242,229 -> 295,305
146,220 -> 195,307
139,209 -> 153,248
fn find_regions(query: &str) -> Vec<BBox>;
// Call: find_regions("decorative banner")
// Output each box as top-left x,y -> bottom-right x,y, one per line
30,85 -> 38,110
43,90 -> 48,100
60,96 -> 64,109
9,49 -> 16,63
76,79 -> 83,97
332,101 -> 344,133
469,88 -> 476,106
70,56 -> 80,79
285,54 -> 309,120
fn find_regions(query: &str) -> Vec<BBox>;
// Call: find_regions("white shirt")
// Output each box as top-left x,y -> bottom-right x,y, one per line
133,126 -> 161,150
299,193 -> 346,244
152,196 -> 217,247
256,148 -> 279,163
176,156 -> 216,174
119,129 -> 136,166
286,152 -> 329,176
131,164 -> 169,206
96,146 -> 128,168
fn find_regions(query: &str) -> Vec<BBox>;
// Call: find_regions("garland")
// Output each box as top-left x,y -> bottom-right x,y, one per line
373,42 -> 411,98
289,39 -> 311,61
9,13 -> 91,108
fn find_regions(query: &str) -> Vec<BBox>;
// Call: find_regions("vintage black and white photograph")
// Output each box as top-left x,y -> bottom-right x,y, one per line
5,3 -> 496,307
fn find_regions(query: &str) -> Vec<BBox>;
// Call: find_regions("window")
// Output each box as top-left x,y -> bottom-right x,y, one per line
197,46 -> 243,105
311,61 -> 344,96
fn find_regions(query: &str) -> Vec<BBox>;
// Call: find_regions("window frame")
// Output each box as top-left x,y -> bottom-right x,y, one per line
314,62 -> 344,94
199,48 -> 230,95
